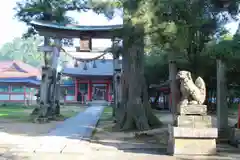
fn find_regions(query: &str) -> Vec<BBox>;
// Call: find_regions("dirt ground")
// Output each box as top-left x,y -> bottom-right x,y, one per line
91,108 -> 170,155
91,108 -> 240,160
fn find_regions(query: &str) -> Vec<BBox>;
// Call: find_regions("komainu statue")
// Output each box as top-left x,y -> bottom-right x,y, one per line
176,70 -> 206,106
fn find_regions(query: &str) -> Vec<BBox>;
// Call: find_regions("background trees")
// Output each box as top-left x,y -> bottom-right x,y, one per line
0,36 -> 43,67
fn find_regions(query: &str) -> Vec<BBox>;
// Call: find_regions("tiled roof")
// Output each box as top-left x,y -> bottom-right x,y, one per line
62,59 -> 114,76
0,78 -> 40,85
0,60 -> 41,79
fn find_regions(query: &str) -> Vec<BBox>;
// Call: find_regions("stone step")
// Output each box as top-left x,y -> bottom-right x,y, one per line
180,105 -> 207,115
170,127 -> 218,138
177,115 -> 213,128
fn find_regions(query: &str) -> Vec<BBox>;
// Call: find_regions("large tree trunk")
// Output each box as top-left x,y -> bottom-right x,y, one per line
115,23 -> 161,131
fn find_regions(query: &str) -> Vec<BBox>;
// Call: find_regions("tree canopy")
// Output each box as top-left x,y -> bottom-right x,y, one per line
0,36 -> 43,67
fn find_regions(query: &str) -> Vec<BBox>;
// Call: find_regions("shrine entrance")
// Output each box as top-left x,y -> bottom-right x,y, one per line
74,79 -> 112,103
92,84 -> 107,100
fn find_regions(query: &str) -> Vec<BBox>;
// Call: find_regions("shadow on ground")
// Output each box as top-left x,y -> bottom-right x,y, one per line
90,108 -> 240,159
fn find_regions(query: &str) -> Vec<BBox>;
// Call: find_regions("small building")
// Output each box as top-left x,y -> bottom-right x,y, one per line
0,60 -> 40,103
62,58 -> 114,103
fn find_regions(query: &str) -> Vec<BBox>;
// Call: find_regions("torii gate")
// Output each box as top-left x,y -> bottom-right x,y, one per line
30,20 -> 123,123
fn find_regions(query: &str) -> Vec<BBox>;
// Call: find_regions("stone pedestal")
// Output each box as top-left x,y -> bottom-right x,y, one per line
168,105 -> 218,155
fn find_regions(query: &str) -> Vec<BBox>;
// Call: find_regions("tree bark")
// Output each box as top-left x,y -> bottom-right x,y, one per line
216,59 -> 228,138
115,23 -> 161,131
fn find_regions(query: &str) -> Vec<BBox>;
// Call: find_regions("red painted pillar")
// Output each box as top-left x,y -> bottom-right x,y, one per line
90,82 -> 92,101
75,78 -> 78,101
106,83 -> 109,101
106,82 -> 110,101
88,80 -> 92,101
109,81 -> 112,102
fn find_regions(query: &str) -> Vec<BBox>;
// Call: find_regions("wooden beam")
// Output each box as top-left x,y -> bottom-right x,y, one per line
34,27 -> 122,39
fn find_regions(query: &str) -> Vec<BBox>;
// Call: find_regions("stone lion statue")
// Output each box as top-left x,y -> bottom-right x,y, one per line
176,70 -> 206,106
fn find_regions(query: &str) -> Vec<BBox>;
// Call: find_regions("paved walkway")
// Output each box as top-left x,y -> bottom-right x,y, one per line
48,105 -> 105,139
3,105 -> 105,154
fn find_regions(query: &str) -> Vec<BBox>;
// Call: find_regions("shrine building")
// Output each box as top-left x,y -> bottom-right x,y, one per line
0,60 -> 40,103
60,38 -> 118,103
61,58 -> 115,103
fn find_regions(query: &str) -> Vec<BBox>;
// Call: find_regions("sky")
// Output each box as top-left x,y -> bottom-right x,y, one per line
0,0 -> 27,46
0,1 -> 239,48
0,0 -> 123,47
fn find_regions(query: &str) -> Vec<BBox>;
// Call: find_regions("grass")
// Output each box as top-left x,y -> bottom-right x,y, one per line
92,106 -> 113,136
228,104 -> 239,117
100,106 -> 113,121
0,104 -> 34,122
61,107 -> 85,119
0,104 -> 85,122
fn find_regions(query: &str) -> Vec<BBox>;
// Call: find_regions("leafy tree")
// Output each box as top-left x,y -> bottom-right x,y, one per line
0,36 -> 43,67
14,0 -> 76,37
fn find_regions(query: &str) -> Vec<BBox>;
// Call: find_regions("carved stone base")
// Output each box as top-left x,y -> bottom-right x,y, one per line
168,125 -> 218,155
180,105 -> 207,115
171,138 -> 217,155
177,115 -> 212,128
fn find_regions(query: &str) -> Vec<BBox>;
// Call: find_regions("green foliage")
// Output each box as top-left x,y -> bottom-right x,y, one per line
14,0 -> 77,37
205,34 -> 240,60
14,0 -> 120,37
144,52 -> 168,85
0,36 -> 43,67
